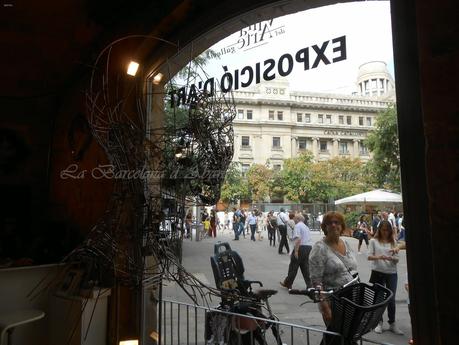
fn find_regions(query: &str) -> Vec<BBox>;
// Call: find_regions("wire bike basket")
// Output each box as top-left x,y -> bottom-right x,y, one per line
326,282 -> 393,344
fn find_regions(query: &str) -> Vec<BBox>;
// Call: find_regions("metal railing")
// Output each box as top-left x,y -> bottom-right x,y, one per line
160,299 -> 396,345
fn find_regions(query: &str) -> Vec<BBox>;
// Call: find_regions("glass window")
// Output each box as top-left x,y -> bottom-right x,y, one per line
319,140 -> 327,152
359,142 -> 369,155
241,136 -> 250,147
241,164 -> 250,174
269,110 -> 274,120
326,115 -> 332,124
273,164 -> 282,171
298,138 -> 307,150
238,109 -> 244,119
318,114 -> 324,124
297,113 -> 302,122
364,80 -> 369,90
339,142 -> 348,154
379,79 -> 385,89
277,111 -> 283,120
359,117 -> 364,126
346,116 -> 352,125
305,113 -> 311,123
272,137 -> 281,148
366,117 -> 372,126
339,115 -> 344,124
246,110 -> 253,120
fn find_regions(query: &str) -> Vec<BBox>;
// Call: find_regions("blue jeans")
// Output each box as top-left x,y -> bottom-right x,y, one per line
233,222 -> 240,239
369,270 -> 398,323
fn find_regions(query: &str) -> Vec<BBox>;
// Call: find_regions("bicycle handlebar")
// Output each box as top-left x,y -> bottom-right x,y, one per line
288,276 -> 360,302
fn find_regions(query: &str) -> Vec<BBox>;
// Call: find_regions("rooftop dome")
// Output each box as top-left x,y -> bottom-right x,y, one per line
357,61 -> 390,80
356,61 -> 395,98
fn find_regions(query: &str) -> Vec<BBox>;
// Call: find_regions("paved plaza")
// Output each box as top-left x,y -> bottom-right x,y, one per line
163,228 -> 412,345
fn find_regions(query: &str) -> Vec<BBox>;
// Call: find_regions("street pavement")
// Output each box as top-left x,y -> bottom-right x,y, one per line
163,228 -> 412,345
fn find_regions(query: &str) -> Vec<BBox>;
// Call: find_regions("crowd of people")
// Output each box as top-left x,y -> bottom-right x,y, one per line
184,207 -> 410,342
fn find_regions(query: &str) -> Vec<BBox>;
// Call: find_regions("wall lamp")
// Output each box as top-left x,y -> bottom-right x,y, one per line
119,340 -> 138,345
127,61 -> 139,76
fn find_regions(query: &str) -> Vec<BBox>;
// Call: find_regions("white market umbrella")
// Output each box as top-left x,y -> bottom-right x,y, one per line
335,189 -> 402,208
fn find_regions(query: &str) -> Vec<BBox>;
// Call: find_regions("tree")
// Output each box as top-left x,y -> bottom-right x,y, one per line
313,158 -> 372,202
365,105 -> 401,191
280,152 -> 314,202
246,164 -> 273,202
220,162 -> 250,204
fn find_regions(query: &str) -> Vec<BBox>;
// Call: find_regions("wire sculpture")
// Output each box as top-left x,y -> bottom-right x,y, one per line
48,36 -> 239,308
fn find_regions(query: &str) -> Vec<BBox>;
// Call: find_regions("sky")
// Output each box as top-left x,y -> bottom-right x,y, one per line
201,1 -> 394,95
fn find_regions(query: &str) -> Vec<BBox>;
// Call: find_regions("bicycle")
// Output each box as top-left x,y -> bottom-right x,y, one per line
289,276 -> 393,345
206,242 -> 284,345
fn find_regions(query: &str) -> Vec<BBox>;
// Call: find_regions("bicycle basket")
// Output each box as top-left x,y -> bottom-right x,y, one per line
327,282 -> 393,342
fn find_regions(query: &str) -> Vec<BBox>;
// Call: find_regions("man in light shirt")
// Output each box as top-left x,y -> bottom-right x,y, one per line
276,207 -> 290,254
280,213 -> 313,289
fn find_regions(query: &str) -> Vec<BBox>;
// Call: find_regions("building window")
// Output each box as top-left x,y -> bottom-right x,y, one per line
238,109 -> 244,119
241,164 -> 250,174
272,136 -> 281,148
346,116 -> 352,125
273,164 -> 282,171
241,136 -> 250,147
319,140 -> 327,152
364,80 -> 369,91
298,138 -> 307,150
277,111 -> 283,120
339,115 -> 344,124
359,117 -> 364,126
269,110 -> 274,120
326,115 -> 332,124
359,142 -> 369,155
366,117 -> 372,126
305,113 -> 311,123
339,142 -> 349,154
246,110 -> 253,120
297,113 -> 302,122
318,114 -> 324,124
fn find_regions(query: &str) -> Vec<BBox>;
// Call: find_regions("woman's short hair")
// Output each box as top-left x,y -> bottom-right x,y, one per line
289,212 -> 295,219
321,211 -> 346,235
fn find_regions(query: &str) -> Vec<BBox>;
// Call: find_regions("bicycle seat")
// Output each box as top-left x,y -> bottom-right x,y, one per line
254,289 -> 278,300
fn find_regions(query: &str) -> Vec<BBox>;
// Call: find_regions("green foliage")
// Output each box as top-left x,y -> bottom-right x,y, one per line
220,162 -> 250,204
280,152 -> 314,202
246,164 -> 273,202
279,153 -> 371,203
365,105 -> 401,191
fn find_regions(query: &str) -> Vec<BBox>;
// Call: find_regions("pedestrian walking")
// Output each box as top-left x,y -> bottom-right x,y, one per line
309,211 -> 359,326
267,211 -> 277,246
368,220 -> 404,335
356,215 -> 371,254
277,208 -> 290,254
280,213 -> 313,289
248,211 -> 257,241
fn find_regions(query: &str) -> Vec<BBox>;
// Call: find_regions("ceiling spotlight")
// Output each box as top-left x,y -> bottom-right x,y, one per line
153,73 -> 163,84
127,61 -> 139,76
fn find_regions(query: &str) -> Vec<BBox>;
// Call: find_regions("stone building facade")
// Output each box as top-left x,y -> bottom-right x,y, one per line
232,61 -> 395,171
